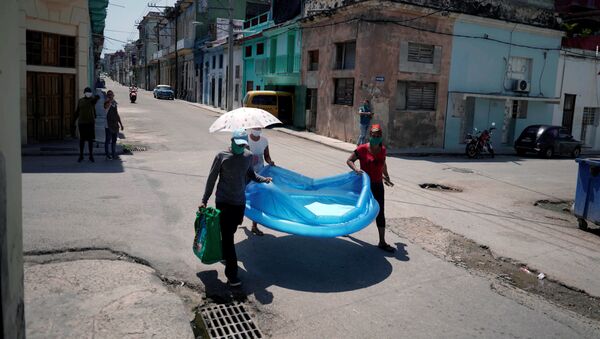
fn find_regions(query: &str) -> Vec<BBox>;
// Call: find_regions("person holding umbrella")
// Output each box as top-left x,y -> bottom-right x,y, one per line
200,128 -> 272,287
346,124 -> 395,252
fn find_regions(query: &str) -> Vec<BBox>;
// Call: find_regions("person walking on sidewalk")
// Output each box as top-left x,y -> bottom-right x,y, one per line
346,124 -> 395,253
356,99 -> 373,145
73,87 -> 99,162
200,129 -> 272,286
247,128 -> 275,236
103,90 -> 124,160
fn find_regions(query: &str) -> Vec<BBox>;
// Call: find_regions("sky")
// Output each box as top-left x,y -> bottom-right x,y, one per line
102,0 -> 176,56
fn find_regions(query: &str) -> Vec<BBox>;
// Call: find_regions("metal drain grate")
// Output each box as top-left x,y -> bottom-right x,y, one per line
200,302 -> 263,339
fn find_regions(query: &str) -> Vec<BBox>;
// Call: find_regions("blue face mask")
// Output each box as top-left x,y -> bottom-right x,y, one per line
231,141 -> 246,155
369,137 -> 383,146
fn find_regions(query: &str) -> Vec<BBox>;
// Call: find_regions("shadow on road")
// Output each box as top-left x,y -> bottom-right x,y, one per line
197,228 -> 409,305
22,155 -> 125,173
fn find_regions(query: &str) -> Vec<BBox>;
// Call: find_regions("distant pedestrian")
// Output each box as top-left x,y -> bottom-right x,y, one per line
356,99 -> 373,145
247,127 -> 275,236
73,87 -> 99,162
103,90 -> 124,160
200,128 -> 272,287
346,124 -> 395,252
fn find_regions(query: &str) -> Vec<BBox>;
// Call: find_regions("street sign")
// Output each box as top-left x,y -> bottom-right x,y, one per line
375,76 -> 385,82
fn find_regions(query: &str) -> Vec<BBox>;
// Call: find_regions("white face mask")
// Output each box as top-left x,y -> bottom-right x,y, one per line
84,92 -> 92,98
251,129 -> 261,137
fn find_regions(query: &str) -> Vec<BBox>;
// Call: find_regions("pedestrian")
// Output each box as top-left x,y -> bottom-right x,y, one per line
247,127 -> 275,236
103,90 -> 124,160
356,99 -> 373,145
200,128 -> 272,286
346,124 -> 395,252
73,87 -> 99,162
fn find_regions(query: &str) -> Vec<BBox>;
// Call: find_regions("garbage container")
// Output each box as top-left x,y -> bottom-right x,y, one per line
574,158 -> 600,229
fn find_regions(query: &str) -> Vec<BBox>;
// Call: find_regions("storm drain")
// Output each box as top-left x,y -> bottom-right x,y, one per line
199,302 -> 263,339
419,183 -> 462,192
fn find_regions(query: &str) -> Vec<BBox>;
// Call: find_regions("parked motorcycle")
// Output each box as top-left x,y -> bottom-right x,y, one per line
129,89 -> 137,103
465,122 -> 496,158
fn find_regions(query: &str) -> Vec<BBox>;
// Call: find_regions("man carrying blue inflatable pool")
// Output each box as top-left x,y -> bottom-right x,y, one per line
200,128 -> 272,287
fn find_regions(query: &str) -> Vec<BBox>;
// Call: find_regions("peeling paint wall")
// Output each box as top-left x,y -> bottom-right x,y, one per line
301,1 -> 452,148
305,0 -> 556,28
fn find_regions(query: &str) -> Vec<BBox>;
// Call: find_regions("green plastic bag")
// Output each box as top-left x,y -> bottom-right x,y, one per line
193,207 -> 222,264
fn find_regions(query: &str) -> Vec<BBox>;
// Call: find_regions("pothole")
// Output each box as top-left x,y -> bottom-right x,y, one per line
121,143 -> 149,154
419,183 -> 462,192
388,217 -> 600,321
193,302 -> 264,339
534,200 -> 573,215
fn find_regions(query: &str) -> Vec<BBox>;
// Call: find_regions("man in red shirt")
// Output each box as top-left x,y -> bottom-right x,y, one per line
346,124 -> 395,252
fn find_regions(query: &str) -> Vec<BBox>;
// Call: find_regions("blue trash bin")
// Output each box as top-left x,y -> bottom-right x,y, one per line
574,158 -> 600,229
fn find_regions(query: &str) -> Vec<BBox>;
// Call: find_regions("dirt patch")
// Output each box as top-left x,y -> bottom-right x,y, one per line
121,143 -> 149,154
534,200 -> 573,215
419,183 -> 463,192
388,217 -> 600,321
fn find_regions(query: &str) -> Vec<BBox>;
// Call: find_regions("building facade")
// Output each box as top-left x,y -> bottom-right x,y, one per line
19,0 -> 108,144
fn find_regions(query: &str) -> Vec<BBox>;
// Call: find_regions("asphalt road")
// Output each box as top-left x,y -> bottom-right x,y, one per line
22,79 -> 600,338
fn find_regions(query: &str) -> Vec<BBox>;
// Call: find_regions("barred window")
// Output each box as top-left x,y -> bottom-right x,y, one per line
334,78 -> 354,106
407,42 -> 434,64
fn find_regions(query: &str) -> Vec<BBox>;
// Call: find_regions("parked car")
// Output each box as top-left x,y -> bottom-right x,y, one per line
514,125 -> 582,158
153,85 -> 174,100
243,90 -> 293,124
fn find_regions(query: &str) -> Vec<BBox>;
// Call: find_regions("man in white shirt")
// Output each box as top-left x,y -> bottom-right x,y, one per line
248,128 -> 275,236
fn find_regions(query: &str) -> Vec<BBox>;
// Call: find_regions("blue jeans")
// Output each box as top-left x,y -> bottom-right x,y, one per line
358,123 -> 370,145
104,128 -> 118,158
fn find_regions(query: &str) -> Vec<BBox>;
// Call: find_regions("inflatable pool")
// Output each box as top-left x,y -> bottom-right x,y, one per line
245,166 -> 380,237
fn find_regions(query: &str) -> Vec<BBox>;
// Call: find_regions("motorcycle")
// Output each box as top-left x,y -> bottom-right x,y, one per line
465,122 -> 496,158
129,88 -> 137,103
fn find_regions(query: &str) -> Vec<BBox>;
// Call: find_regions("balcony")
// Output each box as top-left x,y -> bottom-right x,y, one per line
242,11 -> 272,36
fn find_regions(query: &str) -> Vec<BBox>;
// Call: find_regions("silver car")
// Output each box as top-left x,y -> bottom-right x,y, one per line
153,85 -> 174,100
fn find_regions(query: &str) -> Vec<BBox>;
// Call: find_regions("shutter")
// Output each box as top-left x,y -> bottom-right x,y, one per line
406,82 -> 437,110
422,83 -> 436,110
407,43 -> 434,64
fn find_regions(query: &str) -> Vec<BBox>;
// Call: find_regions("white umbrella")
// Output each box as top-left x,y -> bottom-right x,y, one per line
209,107 -> 282,133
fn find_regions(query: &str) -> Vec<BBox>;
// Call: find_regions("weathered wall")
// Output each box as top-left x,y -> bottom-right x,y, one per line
305,0 -> 556,27
0,0 -> 25,337
301,2 -> 452,148
19,0 -> 91,143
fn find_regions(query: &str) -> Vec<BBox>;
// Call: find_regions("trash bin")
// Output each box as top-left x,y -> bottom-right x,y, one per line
574,158 -> 600,229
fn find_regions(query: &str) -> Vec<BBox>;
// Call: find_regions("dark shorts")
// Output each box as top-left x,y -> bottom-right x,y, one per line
78,123 -> 95,141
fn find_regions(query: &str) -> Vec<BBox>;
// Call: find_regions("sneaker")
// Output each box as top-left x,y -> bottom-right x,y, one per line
228,277 -> 242,287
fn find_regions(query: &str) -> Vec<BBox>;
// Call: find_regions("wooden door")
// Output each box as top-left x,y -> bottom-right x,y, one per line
61,74 -> 75,137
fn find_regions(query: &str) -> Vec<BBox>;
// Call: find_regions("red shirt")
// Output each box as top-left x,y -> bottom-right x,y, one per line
355,144 -> 386,183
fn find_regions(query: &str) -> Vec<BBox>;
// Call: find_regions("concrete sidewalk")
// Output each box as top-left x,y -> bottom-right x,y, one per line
24,257 -> 194,339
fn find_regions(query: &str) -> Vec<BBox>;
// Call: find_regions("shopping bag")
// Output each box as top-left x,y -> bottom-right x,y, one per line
193,207 -> 222,264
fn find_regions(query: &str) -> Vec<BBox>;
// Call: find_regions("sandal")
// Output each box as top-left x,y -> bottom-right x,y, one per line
251,227 -> 264,236
378,243 -> 395,253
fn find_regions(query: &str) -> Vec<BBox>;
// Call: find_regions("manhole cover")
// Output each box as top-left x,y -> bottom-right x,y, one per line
199,302 -> 263,339
419,183 -> 462,192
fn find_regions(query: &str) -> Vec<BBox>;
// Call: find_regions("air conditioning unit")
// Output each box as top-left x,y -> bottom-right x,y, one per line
513,79 -> 530,93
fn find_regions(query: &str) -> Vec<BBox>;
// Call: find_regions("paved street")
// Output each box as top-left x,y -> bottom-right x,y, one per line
23,80 -> 600,338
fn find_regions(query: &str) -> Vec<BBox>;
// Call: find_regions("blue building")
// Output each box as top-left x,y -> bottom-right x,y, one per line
444,16 -> 563,152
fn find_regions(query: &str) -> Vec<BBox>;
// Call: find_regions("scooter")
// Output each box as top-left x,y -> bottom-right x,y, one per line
129,89 -> 137,103
465,122 -> 496,158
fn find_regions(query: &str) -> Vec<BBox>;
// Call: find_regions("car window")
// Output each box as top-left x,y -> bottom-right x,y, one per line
523,126 -> 539,136
559,128 -> 571,139
251,95 -> 277,106
546,128 -> 559,138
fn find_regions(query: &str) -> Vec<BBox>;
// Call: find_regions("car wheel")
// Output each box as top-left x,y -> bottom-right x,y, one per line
571,147 -> 581,159
541,147 -> 553,159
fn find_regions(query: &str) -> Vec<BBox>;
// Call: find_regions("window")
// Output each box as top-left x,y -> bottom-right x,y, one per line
235,84 -> 239,101
335,41 -> 356,70
397,81 -> 437,111
508,57 -> 532,81
582,107 -> 599,126
26,30 -> 75,68
256,43 -> 264,55
308,50 -> 319,71
212,55 -> 216,69
334,78 -> 354,106
246,81 -> 254,93
219,54 -> 223,68
251,95 -> 277,105
581,107 -> 599,145
407,42 -> 434,64
512,100 -> 528,119
235,65 -> 240,79
245,46 -> 252,57
256,85 -> 261,90
205,61 -> 209,70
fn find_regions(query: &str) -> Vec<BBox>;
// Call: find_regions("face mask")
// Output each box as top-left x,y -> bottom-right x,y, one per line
84,92 -> 92,98
231,142 -> 246,155
250,129 -> 261,137
369,137 -> 383,146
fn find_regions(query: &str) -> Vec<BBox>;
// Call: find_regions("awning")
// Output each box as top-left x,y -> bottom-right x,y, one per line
460,92 -> 561,104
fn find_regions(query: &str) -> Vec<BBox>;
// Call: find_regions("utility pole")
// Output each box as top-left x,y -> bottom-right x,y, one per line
226,0 -> 234,111
174,7 -> 179,98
